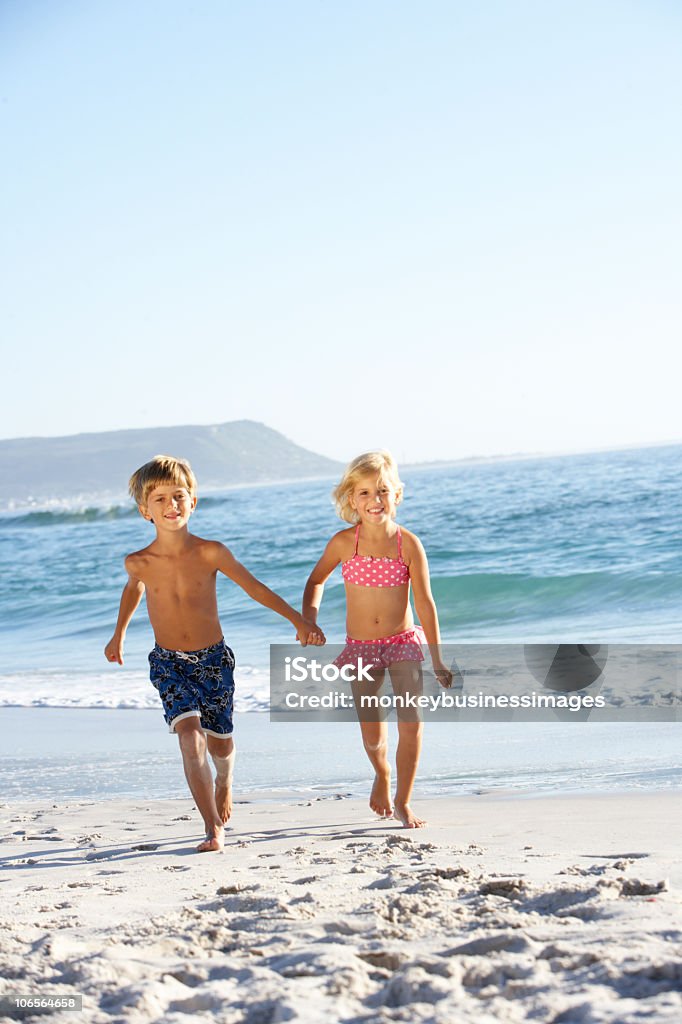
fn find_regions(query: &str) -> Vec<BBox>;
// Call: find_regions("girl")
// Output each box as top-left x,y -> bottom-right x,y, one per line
302,451 -> 452,828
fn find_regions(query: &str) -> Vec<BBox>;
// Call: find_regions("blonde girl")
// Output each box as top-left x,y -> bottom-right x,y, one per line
302,451 -> 452,828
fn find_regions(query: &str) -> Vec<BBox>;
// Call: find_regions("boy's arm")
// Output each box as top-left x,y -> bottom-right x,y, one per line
104,558 -> 145,665
408,537 -> 453,688
213,544 -> 325,646
302,535 -> 344,624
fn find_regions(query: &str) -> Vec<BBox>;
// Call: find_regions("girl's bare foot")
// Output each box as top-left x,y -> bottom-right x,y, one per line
394,801 -> 426,828
215,779 -> 232,823
370,769 -> 393,817
196,826 -> 224,853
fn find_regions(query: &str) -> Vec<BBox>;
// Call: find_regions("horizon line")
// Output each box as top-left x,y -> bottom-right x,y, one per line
0,418 -> 679,469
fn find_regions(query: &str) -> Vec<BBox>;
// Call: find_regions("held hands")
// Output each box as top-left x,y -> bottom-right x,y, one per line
104,636 -> 124,665
295,618 -> 326,646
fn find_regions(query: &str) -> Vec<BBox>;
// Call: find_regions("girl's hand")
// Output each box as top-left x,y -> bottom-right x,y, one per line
433,663 -> 453,688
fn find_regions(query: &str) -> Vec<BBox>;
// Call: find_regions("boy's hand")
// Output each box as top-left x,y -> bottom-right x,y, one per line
433,662 -> 453,688
104,636 -> 124,665
295,618 -> 326,646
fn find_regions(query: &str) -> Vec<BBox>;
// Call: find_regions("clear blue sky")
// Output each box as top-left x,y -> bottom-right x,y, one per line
2,1 -> 680,462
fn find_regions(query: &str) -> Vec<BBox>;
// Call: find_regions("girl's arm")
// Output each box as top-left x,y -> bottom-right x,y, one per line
408,537 -> 453,688
212,543 -> 325,646
104,558 -> 145,665
302,535 -> 344,625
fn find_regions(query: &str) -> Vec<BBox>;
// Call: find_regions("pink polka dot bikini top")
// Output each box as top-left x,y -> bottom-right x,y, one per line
341,525 -> 410,588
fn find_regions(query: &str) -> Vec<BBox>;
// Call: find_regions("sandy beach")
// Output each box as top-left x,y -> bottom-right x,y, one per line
1,792 -> 681,1023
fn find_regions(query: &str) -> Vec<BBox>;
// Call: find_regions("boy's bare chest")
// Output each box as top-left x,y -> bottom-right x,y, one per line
141,560 -> 216,600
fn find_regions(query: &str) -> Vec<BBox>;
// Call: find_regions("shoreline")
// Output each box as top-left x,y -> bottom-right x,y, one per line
2,792 -> 681,1022
4,781 -> 682,810
2,708 -> 682,809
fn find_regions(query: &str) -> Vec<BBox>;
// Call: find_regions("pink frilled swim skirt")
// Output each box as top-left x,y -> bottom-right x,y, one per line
334,626 -> 426,671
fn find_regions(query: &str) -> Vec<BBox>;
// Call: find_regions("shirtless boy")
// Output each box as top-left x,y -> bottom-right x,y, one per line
105,455 -> 324,852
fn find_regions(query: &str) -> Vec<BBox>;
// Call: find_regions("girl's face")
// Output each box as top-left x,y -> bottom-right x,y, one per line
350,473 -> 400,525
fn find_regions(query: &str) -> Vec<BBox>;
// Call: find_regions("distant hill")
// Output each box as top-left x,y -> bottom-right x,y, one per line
0,421 -> 343,506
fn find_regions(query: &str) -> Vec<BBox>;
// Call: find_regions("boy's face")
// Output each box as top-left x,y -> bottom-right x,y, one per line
141,484 -> 197,531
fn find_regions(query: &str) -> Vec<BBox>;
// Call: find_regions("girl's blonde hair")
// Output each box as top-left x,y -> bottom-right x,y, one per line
333,450 -> 404,524
128,455 -> 197,507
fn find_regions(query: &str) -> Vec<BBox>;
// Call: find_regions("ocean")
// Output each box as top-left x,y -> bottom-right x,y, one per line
1,445 -> 680,800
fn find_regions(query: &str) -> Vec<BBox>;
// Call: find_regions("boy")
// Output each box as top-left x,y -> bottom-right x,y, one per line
105,455 -> 324,853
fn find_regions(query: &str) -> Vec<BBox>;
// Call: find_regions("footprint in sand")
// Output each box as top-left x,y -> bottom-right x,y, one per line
479,877 -> 528,900
560,863 -> 611,877
449,932 -> 535,956
385,835 -> 413,848
422,866 -> 470,881
619,878 -> 668,896
77,834 -> 102,845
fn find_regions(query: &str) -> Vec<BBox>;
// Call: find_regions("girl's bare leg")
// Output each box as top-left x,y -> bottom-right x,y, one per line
352,669 -> 392,817
394,720 -> 425,827
390,662 -> 426,828
359,719 -> 393,816
175,718 -> 224,852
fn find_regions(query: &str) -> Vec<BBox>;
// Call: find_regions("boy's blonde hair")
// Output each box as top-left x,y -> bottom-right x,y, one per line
128,455 -> 197,507
333,450 -> 404,524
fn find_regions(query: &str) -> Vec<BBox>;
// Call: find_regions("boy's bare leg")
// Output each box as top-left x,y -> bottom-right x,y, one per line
353,668 -> 392,817
390,663 -> 426,828
208,735 -> 235,823
175,718 -> 224,852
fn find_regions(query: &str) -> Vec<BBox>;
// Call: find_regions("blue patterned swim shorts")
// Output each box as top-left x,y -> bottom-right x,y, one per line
148,639 -> 235,737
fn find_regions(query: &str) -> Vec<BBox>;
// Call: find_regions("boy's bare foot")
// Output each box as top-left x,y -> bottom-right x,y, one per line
370,769 -> 393,817
215,779 -> 232,823
394,801 -> 426,828
196,826 -> 224,853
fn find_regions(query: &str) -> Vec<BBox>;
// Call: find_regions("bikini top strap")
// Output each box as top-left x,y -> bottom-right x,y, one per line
353,523 -> 360,555
396,527 -> 403,559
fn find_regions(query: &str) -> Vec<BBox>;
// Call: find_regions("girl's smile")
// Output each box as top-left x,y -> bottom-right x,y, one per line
350,474 -> 400,525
